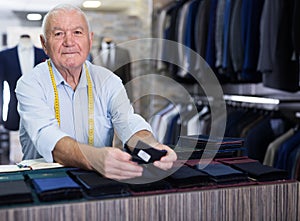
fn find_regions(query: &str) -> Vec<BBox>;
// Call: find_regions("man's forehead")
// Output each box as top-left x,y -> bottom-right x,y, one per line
49,16 -> 88,31
50,10 -> 85,24
51,25 -> 85,31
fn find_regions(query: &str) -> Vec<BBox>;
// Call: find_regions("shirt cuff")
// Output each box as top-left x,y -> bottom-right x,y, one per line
36,126 -> 69,163
122,119 -> 153,145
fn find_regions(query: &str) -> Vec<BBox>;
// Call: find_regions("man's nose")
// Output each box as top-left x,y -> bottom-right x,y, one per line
63,32 -> 75,46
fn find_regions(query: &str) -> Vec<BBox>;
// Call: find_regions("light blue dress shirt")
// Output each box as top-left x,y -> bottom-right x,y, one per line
15,60 -> 152,162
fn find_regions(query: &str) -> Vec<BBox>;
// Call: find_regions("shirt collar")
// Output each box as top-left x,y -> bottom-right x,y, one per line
50,60 -> 88,89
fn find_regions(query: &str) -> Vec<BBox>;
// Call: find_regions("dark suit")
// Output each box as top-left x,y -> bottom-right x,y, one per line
97,46 -> 132,99
262,0 -> 299,92
0,45 -> 48,130
293,0 -> 300,54
108,47 -> 132,86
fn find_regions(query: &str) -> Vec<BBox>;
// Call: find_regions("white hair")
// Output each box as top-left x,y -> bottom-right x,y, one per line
41,4 -> 91,41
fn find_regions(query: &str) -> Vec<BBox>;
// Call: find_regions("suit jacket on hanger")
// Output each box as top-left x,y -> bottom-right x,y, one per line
95,46 -> 132,99
262,0 -> 299,92
0,46 -> 48,130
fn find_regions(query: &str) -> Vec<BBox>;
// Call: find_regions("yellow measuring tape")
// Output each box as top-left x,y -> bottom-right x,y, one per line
47,59 -> 94,145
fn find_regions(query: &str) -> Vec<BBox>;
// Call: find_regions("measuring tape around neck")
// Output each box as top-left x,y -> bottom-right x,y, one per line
47,59 -> 94,145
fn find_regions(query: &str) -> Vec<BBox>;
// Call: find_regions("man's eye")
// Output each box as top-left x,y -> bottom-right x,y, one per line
54,32 -> 64,37
74,30 -> 83,35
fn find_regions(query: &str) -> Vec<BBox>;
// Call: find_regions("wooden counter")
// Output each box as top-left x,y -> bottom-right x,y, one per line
0,181 -> 299,221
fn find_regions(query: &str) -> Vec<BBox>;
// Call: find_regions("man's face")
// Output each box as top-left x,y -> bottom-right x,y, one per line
41,10 -> 93,70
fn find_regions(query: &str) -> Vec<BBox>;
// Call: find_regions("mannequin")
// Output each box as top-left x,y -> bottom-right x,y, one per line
17,34 -> 35,76
96,37 -> 133,99
101,37 -> 116,68
0,34 -> 48,163
18,34 -> 33,47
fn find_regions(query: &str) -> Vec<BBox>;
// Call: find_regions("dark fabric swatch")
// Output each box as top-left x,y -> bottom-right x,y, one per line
75,171 -> 129,197
0,180 -> 33,205
167,165 -> 210,188
230,162 -> 288,181
32,176 -> 82,201
216,157 -> 288,181
195,162 -> 249,184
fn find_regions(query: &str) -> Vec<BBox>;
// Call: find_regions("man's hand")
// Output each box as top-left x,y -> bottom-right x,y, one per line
77,144 -> 144,180
152,143 -> 177,170
88,147 -> 144,180
53,137 -> 143,180
126,130 -> 177,170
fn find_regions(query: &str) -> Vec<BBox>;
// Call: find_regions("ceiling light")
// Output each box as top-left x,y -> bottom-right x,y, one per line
82,1 -> 101,8
26,13 -> 42,21
223,95 -> 280,105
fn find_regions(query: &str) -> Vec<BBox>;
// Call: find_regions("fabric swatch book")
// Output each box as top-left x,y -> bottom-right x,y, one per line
0,158 -> 64,173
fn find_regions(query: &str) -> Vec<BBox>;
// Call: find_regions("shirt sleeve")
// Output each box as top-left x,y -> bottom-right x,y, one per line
15,65 -> 68,162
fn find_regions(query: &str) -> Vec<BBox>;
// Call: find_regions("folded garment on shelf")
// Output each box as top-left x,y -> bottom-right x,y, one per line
216,157 -> 289,181
195,161 -> 249,184
0,179 -> 33,205
174,147 -> 242,160
177,134 -> 245,150
69,170 -> 129,198
173,135 -> 245,160
166,165 -> 211,188
32,176 -> 82,201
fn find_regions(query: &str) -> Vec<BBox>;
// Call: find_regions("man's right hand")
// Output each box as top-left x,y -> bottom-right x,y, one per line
52,137 -> 143,180
83,146 -> 144,180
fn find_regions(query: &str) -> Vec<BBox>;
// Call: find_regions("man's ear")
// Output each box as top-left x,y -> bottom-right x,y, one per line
40,35 -> 48,54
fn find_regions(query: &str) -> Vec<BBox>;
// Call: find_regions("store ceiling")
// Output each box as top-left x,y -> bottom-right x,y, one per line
0,0 -> 83,13
0,0 -> 171,28
0,0 -> 172,13
0,0 -> 171,17
0,0 -> 144,27
0,0 -> 138,14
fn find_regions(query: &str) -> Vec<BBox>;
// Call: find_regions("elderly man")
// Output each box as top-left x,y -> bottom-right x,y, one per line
15,4 -> 176,180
